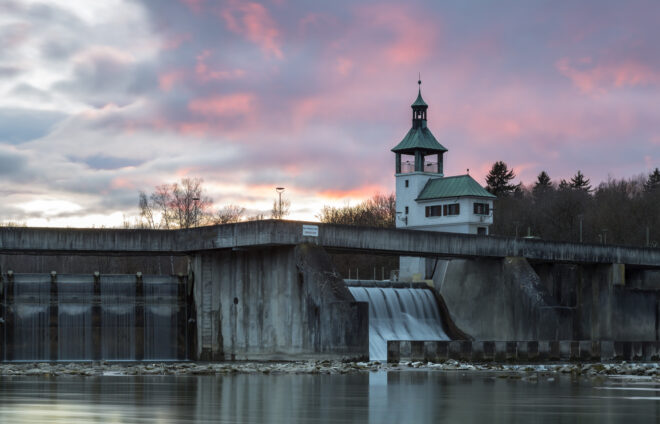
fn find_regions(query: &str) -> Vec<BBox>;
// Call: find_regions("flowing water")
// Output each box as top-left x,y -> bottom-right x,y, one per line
0,372 -> 657,423
4,274 -> 184,361
348,286 -> 449,360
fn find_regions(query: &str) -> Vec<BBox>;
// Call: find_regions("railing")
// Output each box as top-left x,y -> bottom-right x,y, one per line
399,161 -> 438,174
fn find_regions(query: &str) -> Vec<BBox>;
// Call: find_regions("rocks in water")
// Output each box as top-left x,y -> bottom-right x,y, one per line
0,360 -> 659,380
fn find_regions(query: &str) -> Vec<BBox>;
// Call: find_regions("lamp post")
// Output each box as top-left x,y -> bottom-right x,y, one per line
192,197 -> 200,228
275,187 -> 285,219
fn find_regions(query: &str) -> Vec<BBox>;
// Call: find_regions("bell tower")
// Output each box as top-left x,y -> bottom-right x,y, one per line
391,80 -> 448,228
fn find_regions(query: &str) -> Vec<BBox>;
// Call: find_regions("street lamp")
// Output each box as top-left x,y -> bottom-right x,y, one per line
191,197 -> 200,227
275,187 -> 285,219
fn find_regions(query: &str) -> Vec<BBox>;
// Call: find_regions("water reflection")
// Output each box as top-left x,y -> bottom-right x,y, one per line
0,371 -> 657,423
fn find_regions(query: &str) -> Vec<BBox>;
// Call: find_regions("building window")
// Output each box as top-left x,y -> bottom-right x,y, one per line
477,227 -> 487,235
405,206 -> 408,214
443,204 -> 460,216
425,205 -> 442,217
405,180 -> 409,188
473,203 -> 490,215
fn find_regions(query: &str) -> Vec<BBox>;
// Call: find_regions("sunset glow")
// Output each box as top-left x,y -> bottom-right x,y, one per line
0,0 -> 658,227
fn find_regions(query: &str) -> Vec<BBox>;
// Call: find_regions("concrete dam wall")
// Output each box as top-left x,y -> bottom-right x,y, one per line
190,244 -> 368,361
2,221 -> 660,361
434,257 -> 660,343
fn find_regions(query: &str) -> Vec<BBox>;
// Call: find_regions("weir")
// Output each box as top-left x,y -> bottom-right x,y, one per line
2,272 -> 187,361
348,284 -> 449,360
2,221 -> 660,362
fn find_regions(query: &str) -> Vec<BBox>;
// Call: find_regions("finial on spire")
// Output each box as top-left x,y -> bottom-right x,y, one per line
418,72 -> 421,86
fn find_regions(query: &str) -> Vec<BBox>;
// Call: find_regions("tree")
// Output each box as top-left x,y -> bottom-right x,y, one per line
138,177 -> 213,229
532,171 -> 553,197
644,168 -> 660,192
318,193 -> 395,228
271,194 -> 291,219
214,205 -> 245,224
485,161 -> 519,197
570,170 -> 592,192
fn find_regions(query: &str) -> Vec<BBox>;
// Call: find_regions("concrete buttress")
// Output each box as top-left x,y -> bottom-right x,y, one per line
190,244 -> 368,361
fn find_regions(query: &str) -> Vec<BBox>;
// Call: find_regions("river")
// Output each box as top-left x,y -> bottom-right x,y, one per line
0,371 -> 658,423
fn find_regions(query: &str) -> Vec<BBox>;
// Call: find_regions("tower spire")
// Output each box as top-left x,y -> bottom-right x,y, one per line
411,77 -> 428,128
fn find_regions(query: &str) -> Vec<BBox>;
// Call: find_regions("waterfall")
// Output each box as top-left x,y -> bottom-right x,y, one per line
5,274 -> 185,361
12,277 -> 50,361
144,277 -> 180,360
58,276 -> 93,360
348,286 -> 449,361
100,276 -> 137,360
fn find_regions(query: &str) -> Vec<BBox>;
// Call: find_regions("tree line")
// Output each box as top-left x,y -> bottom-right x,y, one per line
137,177 -> 289,229
485,162 -> 660,247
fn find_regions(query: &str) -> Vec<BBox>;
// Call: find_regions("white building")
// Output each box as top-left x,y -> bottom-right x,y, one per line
393,81 -> 495,279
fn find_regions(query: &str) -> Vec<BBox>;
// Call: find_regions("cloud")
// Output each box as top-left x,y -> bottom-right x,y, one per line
1,0 -> 659,226
188,93 -> 254,117
0,146 -> 28,175
219,1 -> 283,59
0,107 -> 67,144
556,57 -> 660,94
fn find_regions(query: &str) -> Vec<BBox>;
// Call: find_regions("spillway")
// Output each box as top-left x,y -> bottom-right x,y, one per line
2,273 -> 186,361
348,286 -> 449,361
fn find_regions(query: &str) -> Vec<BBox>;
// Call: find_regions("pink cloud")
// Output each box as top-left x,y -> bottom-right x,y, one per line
335,57 -> 353,76
220,1 -> 283,59
194,50 -> 245,82
317,184 -> 390,200
158,70 -> 185,91
355,4 -> 438,64
162,33 -> 192,50
188,93 -> 254,117
110,177 -> 136,190
556,57 -> 660,94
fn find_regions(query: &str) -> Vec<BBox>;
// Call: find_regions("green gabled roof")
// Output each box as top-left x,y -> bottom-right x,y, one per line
416,175 -> 496,201
411,89 -> 427,107
391,127 -> 448,153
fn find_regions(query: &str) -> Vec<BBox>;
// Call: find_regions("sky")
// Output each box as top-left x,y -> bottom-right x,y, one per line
0,0 -> 659,227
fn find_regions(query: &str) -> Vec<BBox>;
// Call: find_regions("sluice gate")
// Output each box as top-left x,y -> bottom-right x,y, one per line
0,272 -> 189,361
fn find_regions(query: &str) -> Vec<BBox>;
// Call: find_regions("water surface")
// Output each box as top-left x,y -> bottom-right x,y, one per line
0,371 -> 658,423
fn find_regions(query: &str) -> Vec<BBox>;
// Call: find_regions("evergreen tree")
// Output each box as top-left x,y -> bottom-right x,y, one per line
570,170 -> 592,192
558,179 -> 570,190
532,171 -> 553,196
644,168 -> 660,191
485,161 -> 519,196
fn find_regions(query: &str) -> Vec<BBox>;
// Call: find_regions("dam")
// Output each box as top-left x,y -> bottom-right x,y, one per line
1,220 -> 660,361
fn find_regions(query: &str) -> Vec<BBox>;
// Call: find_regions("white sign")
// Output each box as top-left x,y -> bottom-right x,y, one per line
302,225 -> 319,237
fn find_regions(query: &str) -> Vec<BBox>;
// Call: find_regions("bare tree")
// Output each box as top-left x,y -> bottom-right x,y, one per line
246,213 -> 267,221
271,195 -> 291,219
214,205 -> 246,224
170,178 -> 213,228
138,177 -> 213,229
138,191 -> 156,229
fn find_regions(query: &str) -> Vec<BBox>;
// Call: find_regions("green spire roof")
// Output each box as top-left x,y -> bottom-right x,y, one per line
416,175 -> 496,200
391,127 -> 447,153
392,78 -> 446,154
411,88 -> 427,107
